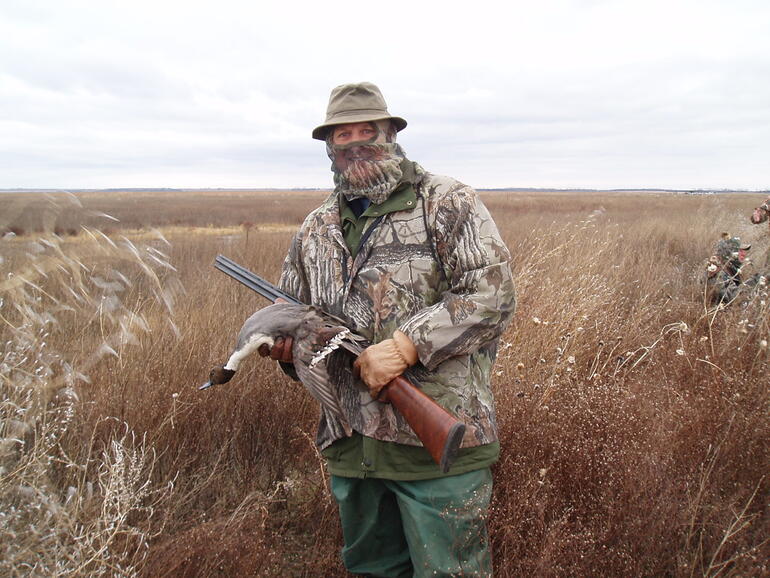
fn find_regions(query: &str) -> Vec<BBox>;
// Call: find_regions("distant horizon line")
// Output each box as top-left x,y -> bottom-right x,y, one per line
2,186 -> 769,194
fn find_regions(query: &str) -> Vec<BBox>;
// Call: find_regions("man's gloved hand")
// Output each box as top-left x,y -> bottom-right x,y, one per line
258,336 -> 294,363
354,330 -> 418,400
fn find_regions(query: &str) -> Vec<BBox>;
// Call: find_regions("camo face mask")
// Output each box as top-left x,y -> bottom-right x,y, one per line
327,120 -> 406,205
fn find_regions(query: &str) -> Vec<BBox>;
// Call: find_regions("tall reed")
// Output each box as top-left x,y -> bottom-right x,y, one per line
1,189 -> 767,576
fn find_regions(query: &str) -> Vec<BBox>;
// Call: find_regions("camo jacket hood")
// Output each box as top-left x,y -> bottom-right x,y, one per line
279,162 -> 516,450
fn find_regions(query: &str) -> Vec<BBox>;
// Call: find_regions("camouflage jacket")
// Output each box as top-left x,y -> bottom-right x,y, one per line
279,162 -> 516,451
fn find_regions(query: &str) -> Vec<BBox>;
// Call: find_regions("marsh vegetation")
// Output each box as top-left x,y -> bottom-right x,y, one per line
1,189 -> 767,576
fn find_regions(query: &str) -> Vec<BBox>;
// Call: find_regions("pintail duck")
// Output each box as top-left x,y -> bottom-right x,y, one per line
201,302 -> 367,435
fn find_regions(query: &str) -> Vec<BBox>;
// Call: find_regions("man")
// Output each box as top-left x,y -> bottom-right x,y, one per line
265,82 -> 515,577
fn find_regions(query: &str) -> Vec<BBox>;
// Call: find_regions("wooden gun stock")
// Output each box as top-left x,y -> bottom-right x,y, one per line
380,376 -> 466,473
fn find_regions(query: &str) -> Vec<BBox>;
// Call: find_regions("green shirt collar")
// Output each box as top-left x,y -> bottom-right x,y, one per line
340,161 -> 419,225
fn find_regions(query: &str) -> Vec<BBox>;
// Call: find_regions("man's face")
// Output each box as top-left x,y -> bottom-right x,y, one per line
326,118 -> 404,201
330,122 -> 390,176
331,122 -> 378,146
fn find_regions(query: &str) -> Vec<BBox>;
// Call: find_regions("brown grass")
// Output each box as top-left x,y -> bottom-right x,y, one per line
1,189 -> 768,576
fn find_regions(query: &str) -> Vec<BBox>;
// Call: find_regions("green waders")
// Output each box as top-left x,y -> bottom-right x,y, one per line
330,468 -> 493,577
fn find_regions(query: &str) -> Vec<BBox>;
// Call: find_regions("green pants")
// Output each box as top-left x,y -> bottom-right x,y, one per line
330,469 -> 493,577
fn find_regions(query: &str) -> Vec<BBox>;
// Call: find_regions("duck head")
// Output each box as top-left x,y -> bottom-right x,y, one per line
199,365 -> 237,390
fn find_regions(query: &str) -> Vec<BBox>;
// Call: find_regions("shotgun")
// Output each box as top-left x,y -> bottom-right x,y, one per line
208,254 -> 466,473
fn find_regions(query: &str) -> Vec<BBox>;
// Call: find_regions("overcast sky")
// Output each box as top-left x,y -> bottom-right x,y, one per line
1,0 -> 768,190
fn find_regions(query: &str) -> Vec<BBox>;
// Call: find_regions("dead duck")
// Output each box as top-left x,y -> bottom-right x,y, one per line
201,302 -> 367,434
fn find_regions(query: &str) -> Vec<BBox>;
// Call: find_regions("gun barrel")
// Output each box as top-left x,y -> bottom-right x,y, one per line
214,255 -> 301,304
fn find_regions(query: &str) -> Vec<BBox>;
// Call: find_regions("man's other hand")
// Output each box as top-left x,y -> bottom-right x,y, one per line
258,336 -> 294,363
257,298 -> 293,363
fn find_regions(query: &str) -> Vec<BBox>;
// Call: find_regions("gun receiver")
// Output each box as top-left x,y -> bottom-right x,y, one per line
210,254 -> 465,473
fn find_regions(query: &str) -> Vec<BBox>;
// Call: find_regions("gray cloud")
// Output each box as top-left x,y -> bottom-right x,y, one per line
1,0 -> 769,190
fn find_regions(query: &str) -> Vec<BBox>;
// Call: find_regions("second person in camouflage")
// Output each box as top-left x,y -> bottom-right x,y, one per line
704,233 -> 752,306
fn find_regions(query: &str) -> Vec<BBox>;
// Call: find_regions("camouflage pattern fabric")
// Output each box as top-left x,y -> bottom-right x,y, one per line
705,267 -> 742,306
279,162 -> 516,451
326,119 -> 404,205
715,237 -> 740,261
705,236 -> 754,306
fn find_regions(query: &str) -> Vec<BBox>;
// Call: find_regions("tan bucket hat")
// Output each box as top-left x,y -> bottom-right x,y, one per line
312,82 -> 407,140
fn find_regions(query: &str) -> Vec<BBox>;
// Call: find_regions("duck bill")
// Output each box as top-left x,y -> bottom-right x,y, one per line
199,381 -> 215,390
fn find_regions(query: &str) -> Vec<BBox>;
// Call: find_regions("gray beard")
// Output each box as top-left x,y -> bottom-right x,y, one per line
332,144 -> 405,205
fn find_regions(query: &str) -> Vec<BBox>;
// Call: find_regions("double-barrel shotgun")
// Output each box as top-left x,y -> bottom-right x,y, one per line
208,254 -> 466,473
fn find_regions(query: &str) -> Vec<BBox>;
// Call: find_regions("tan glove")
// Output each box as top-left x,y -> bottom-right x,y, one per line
354,330 -> 418,400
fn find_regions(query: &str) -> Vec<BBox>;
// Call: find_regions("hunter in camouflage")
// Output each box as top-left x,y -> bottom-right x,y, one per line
279,160 -> 515,451
264,81 -> 515,577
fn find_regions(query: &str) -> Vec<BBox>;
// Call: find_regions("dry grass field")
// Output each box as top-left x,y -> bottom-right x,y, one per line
1,188 -> 768,576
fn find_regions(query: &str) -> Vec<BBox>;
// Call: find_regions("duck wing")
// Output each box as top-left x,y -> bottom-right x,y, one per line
292,324 -> 353,434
